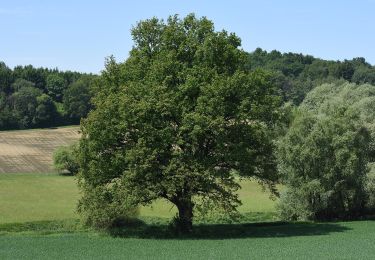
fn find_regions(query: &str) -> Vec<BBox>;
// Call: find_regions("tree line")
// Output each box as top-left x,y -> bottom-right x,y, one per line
2,45 -> 375,131
247,48 -> 375,104
0,63 -> 96,130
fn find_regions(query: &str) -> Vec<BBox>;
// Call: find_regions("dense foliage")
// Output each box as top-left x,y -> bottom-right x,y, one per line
0,62 -> 96,130
77,14 -> 283,232
247,49 -> 375,104
53,144 -> 80,175
2,43 -> 374,131
278,82 -> 375,220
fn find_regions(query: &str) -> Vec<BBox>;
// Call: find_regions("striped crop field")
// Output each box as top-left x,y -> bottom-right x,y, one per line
0,126 -> 80,173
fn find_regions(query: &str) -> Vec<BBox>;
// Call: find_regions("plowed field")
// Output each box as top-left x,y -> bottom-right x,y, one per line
0,127 -> 80,173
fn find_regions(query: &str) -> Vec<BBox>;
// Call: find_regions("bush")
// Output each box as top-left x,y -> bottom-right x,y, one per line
77,182 -> 139,229
53,144 -> 79,175
277,185 -> 319,221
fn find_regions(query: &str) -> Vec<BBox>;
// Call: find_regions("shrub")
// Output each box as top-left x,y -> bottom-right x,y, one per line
53,144 -> 79,175
77,182 -> 139,229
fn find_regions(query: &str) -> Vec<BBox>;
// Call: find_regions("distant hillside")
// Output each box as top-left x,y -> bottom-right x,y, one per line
246,48 -> 375,104
0,126 -> 80,173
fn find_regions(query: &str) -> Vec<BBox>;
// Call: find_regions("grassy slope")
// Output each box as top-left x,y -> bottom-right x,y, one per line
0,174 -> 80,223
0,174 -> 276,224
2,174 -> 375,259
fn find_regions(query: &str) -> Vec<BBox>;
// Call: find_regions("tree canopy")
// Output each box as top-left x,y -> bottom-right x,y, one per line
77,14 -> 282,232
277,82 -> 375,220
0,63 -> 96,130
246,48 -> 375,104
2,37 -> 375,130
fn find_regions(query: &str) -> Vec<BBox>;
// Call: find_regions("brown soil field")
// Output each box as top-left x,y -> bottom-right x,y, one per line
0,126 -> 80,173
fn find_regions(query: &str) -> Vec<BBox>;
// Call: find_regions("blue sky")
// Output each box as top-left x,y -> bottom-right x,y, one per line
1,0 -> 374,73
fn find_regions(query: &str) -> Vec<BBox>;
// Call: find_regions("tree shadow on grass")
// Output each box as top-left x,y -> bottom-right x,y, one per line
108,219 -> 352,240
0,217 -> 358,240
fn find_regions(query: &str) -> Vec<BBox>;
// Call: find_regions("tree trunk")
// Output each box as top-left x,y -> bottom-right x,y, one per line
175,197 -> 194,233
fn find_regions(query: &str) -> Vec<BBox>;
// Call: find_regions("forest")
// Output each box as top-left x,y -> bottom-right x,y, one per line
0,63 -> 96,130
1,48 -> 375,130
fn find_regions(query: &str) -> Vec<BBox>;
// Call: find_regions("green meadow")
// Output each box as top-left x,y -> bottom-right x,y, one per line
0,173 -> 276,224
1,173 -> 375,259
2,221 -> 375,259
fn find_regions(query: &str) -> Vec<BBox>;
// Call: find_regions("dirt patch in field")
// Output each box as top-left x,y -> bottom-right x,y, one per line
0,127 -> 80,173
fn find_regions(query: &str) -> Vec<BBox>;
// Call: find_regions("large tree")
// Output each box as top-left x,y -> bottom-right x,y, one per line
34,94 -> 57,127
46,74 -> 66,102
78,14 -> 282,232
10,86 -> 42,128
277,82 -> 375,220
277,108 -> 371,220
0,62 -> 14,93
63,77 -> 93,122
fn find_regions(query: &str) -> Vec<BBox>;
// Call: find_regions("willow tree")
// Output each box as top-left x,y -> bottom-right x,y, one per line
277,82 -> 375,220
78,14 -> 281,232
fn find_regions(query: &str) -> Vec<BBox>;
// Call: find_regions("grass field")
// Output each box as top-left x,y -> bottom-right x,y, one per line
1,221 -> 375,259
1,173 -> 375,259
0,173 -> 276,223
0,126 -> 80,173
0,174 -> 79,223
